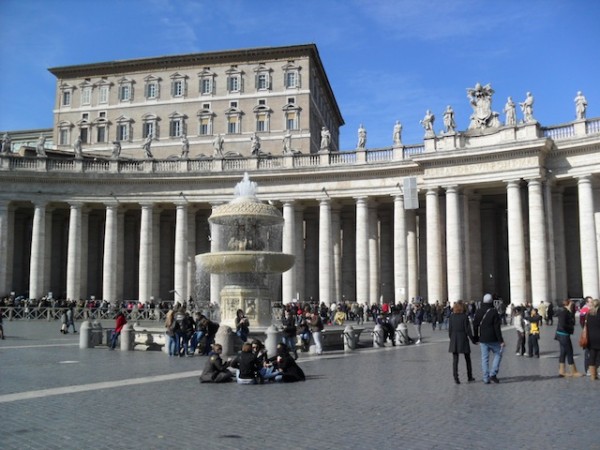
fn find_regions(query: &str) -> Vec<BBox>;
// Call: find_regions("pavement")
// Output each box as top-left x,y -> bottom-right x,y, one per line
0,318 -> 597,450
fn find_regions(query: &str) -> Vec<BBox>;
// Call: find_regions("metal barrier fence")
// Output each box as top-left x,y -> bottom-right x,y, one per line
0,306 -> 169,322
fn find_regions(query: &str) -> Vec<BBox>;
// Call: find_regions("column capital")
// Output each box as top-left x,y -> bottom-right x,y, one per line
104,201 -> 120,210
444,185 -> 459,194
68,201 -> 84,209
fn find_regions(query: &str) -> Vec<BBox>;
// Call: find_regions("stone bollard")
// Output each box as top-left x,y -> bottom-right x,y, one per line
120,323 -> 134,351
396,323 -> 409,345
47,309 -> 52,321
264,325 -> 283,357
343,325 -> 356,351
91,321 -> 103,347
372,323 -> 384,348
79,320 -> 91,349
215,325 -> 235,357
9,308 -> 13,321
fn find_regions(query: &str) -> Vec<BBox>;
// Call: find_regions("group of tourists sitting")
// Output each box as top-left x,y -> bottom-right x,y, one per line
200,340 -> 305,384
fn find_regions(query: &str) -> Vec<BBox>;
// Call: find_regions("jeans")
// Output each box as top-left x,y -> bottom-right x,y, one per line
557,334 -> 574,364
282,335 -> 296,353
312,331 -> 323,354
528,333 -> 539,356
168,335 -> 179,356
516,331 -> 526,355
190,331 -> 205,353
110,331 -> 120,349
480,342 -> 503,382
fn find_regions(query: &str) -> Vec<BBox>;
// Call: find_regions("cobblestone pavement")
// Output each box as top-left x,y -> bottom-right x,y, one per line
0,319 -> 597,450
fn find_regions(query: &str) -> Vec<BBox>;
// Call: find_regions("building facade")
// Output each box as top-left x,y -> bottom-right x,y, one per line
1,45 -> 599,307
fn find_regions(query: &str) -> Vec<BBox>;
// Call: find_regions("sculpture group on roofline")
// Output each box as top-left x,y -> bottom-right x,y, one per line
0,86 -> 591,160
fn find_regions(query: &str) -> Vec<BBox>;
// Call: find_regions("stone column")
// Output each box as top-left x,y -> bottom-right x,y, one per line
368,203 -> 380,306
506,180 -> 527,303
468,195 -> 482,300
319,198 -> 332,305
393,195 -> 408,304
138,203 -> 154,304
426,188 -> 443,303
116,209 -> 125,301
152,208 -> 161,301
445,186 -> 463,302
174,201 -> 189,304
210,203 -> 222,306
282,201 -> 296,304
80,208 -> 89,300
331,204 -> 342,303
43,206 -> 53,296
355,197 -> 370,305
379,207 -> 393,302
294,206 -> 305,302
551,188 -> 567,301
187,208 -> 197,302
0,202 -> 13,296
66,202 -> 83,301
578,176 -> 600,298
406,209 -> 418,301
528,179 -> 549,306
304,210 -> 319,301
29,201 -> 47,300
341,209 -> 356,302
102,203 -> 119,303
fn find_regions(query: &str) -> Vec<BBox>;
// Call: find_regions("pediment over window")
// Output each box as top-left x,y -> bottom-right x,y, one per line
169,72 -> 188,80
59,82 -> 75,91
281,61 -> 301,71
253,104 -> 272,113
224,107 -> 242,115
92,116 -> 110,125
168,111 -> 187,119
142,113 -> 160,121
58,120 -> 74,128
197,108 -> 215,116
144,74 -> 162,82
78,80 -> 94,89
95,79 -> 113,87
282,103 -> 302,112
76,118 -> 91,126
197,68 -> 216,77
117,77 -> 134,85
115,115 -> 134,123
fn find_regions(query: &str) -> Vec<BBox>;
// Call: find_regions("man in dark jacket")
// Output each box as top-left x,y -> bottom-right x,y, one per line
473,293 -> 505,384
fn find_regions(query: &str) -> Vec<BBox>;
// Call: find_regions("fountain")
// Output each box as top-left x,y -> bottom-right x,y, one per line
195,173 -> 295,329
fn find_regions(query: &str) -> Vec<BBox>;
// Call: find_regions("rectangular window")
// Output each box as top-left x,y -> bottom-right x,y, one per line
170,120 -> 182,137
146,83 -> 157,99
230,101 -> 238,108
201,78 -> 212,95
97,126 -> 106,143
172,80 -> 184,97
228,76 -> 239,92
143,122 -> 154,138
62,91 -> 71,106
202,103 -> 210,110
286,112 -> 298,130
119,85 -> 130,101
59,129 -> 69,145
99,111 -> 106,118
80,128 -> 88,144
258,99 -> 266,105
287,97 -> 295,104
227,117 -> 238,134
99,86 -> 109,104
81,87 -> 91,105
117,124 -> 129,141
257,73 -> 268,90
199,118 -> 210,135
286,72 -> 298,88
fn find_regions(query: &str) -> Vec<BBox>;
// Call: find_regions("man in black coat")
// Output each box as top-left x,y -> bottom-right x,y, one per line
473,293 -> 505,384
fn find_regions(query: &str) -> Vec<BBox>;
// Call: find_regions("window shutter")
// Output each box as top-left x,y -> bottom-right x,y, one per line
130,85 -> 134,101
297,72 -> 302,88
227,76 -> 231,92
255,73 -> 259,90
171,81 -> 175,97
212,78 -> 216,95
184,80 -> 188,97
268,74 -> 272,90
156,82 -> 160,99
240,76 -> 244,93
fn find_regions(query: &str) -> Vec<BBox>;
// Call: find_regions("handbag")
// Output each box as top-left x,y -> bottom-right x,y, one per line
578,320 -> 589,349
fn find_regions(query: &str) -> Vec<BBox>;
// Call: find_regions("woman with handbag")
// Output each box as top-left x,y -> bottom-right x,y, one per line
556,298 -> 582,377
584,298 -> 600,381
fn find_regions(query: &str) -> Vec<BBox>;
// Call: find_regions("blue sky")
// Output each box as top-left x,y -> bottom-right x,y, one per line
0,0 -> 598,150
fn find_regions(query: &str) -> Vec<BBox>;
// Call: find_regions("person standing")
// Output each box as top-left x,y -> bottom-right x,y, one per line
527,308 -> 542,357
556,298 -> 582,377
0,307 -> 5,339
514,306 -> 526,356
309,311 -> 324,355
546,301 -> 554,325
110,311 -> 127,350
448,301 -> 475,384
584,299 -> 600,381
473,293 -> 505,384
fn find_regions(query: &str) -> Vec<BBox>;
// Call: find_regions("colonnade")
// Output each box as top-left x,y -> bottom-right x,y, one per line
1,176 -> 599,306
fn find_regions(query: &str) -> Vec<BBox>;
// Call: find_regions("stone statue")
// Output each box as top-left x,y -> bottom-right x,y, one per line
393,121 -> 402,146
73,136 -> 83,160
467,82 -> 499,129
1,132 -> 11,153
575,91 -> 587,120
420,110 -> 435,137
503,97 -> 516,126
282,130 -> 292,154
443,106 -> 456,133
212,134 -> 224,157
519,92 -> 535,123
180,133 -> 189,159
36,134 -> 47,157
320,127 -> 331,151
357,124 -> 366,149
142,133 -> 154,159
111,141 -> 121,160
250,132 -> 261,155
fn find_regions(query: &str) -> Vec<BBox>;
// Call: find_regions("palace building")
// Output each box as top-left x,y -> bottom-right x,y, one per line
0,44 -> 599,307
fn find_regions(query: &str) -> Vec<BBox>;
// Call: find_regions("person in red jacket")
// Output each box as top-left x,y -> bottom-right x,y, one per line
110,311 -> 127,349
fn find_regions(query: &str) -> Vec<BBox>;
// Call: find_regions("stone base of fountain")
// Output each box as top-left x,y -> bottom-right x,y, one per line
219,284 -> 273,329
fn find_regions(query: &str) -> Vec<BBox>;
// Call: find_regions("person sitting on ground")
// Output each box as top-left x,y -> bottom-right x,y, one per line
252,339 -> 278,382
274,343 -> 305,383
235,309 -> 250,342
110,311 -> 127,350
199,344 -> 233,383
230,342 -> 260,384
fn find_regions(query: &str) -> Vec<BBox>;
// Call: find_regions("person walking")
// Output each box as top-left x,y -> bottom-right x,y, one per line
448,301 -> 475,384
584,299 -> 600,381
110,311 -> 127,350
473,293 -> 505,384
556,298 -> 582,377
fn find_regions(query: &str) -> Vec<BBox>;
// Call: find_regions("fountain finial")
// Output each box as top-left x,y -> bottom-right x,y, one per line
234,172 -> 257,198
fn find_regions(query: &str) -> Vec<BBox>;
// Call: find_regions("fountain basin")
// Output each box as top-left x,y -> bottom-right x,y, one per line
197,251 -> 294,274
